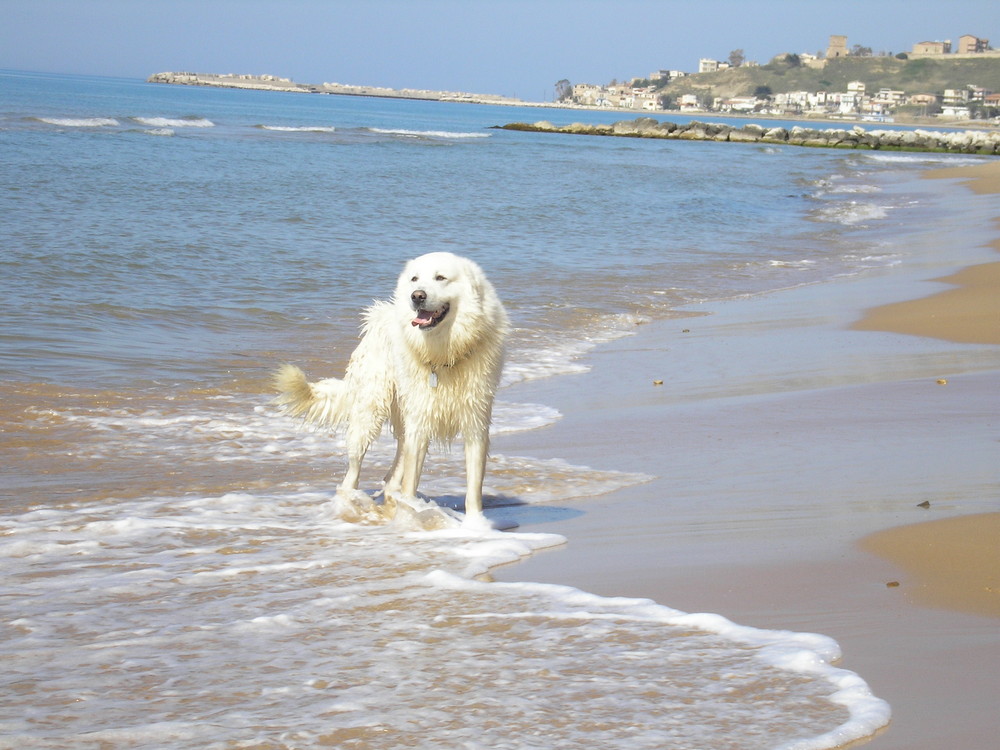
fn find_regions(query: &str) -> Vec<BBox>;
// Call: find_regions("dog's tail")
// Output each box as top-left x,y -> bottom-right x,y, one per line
273,364 -> 350,427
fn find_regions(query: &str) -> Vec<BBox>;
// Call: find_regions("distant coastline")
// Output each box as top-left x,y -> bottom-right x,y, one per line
147,71 -> 998,129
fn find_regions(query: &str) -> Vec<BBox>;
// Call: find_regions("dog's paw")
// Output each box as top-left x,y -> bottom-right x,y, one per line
378,493 -> 398,522
333,489 -> 380,524
416,507 -> 463,531
385,493 -> 462,531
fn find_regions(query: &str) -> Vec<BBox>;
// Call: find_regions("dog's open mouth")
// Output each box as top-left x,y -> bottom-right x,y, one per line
411,303 -> 450,329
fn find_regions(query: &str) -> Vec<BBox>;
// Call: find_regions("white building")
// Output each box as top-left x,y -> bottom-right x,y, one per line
678,94 -> 702,111
719,96 -> 759,112
698,59 -> 730,74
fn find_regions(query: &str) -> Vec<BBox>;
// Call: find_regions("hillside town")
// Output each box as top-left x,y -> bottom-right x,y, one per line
567,34 -> 1000,122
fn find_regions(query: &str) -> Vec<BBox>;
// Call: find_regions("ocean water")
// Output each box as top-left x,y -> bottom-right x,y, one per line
0,69 -> 987,748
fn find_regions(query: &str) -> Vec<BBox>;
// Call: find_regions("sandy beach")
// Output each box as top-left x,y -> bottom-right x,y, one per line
493,160 -> 1000,749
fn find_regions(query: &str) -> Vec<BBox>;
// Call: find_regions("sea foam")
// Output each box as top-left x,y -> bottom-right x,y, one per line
0,484 -> 889,750
814,200 -> 890,226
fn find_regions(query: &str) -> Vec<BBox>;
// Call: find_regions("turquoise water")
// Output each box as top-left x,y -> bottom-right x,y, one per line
3,69 -> 988,748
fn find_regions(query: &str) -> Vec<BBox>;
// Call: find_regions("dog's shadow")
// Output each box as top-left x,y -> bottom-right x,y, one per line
334,489 -> 584,531
433,493 -> 586,528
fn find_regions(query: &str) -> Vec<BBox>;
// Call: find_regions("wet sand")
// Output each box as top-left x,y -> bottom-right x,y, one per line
852,160 -> 1000,347
493,160 -> 1000,749
851,258 -> 1000,345
860,513 -> 1000,620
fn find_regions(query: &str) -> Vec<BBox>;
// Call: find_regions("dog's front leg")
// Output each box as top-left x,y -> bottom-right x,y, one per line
399,435 -> 429,498
463,437 -> 488,519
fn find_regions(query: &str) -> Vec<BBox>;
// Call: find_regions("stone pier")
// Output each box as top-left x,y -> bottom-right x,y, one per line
496,118 -> 1000,155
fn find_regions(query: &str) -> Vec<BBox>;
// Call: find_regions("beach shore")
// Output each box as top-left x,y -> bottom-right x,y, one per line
493,160 -> 1000,748
852,161 -> 1000,346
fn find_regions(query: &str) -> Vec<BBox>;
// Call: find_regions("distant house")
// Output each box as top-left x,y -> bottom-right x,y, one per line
968,87 -> 991,103
571,81 -> 661,110
571,83 -> 605,106
864,89 -> 905,116
957,35 -> 990,54
771,90 -> 807,114
678,94 -> 701,112
698,59 -> 729,74
718,96 -> 759,113
836,92 -> 863,114
943,88 -> 972,106
912,40 -> 952,55
873,88 -> 906,106
942,105 -> 971,118
650,69 -> 686,82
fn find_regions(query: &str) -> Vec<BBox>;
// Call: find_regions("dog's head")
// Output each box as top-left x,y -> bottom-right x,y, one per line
393,251 -> 508,366
397,252 -> 483,333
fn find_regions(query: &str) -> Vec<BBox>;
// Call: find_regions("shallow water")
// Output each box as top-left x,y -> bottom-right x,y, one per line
3,69 -> 988,748
0,467 -> 880,750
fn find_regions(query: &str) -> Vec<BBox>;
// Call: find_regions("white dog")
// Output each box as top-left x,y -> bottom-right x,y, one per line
274,252 -> 508,523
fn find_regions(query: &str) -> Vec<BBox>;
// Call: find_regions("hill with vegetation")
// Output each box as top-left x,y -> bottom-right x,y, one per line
652,55 -> 1000,101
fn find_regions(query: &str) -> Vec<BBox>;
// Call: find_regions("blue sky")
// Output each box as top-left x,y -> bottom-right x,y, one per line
3,0 -> 998,99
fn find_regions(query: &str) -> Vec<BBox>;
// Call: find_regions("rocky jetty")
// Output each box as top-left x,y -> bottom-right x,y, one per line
147,72 -> 525,105
147,72 -> 314,93
497,117 -> 1000,155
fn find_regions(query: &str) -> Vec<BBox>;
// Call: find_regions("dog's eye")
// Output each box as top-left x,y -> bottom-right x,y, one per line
411,275 -> 418,282
435,275 -> 447,281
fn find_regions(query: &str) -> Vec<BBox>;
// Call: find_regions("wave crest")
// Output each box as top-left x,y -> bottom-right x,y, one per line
37,117 -> 119,127
132,116 -> 215,128
258,124 -> 337,133
369,127 -> 490,139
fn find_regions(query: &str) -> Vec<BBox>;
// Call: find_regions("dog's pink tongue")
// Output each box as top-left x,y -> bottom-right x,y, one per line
412,309 -> 434,327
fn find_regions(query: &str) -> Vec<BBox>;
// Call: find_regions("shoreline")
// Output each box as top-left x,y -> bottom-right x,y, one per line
852,159 -> 1000,621
492,160 -> 1000,748
853,160 -> 1000,344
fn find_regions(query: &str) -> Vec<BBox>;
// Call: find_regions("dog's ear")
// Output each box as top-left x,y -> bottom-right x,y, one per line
394,261 -> 415,301
462,258 -> 486,302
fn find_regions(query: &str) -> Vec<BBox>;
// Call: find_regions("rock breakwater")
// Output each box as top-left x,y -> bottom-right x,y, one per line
148,72 -> 526,105
497,118 -> 1000,155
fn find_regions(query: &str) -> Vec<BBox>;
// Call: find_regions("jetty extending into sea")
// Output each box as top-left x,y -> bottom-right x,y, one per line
147,71 -> 528,106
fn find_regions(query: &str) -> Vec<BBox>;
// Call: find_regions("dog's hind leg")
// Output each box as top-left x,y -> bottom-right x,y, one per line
382,403 -> 405,496
338,418 -> 380,495
339,443 -> 367,494
383,440 -> 403,495
338,378 -> 393,495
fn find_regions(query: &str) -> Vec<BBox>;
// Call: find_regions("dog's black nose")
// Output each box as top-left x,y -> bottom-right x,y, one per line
411,290 -> 426,306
